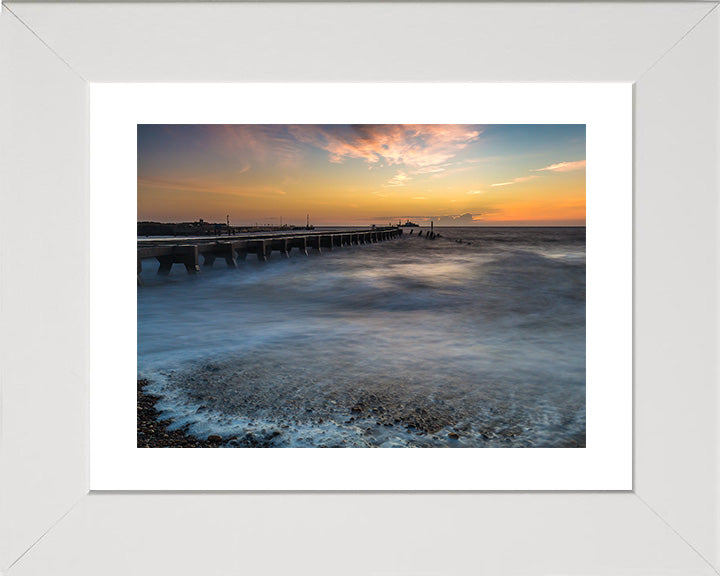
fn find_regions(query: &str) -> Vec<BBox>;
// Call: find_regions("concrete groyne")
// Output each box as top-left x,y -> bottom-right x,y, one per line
137,227 -> 402,284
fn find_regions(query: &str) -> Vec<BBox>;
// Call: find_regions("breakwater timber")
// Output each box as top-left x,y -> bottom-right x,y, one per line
137,227 -> 402,285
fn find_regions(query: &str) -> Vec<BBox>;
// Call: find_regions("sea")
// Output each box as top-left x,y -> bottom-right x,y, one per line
137,227 -> 586,448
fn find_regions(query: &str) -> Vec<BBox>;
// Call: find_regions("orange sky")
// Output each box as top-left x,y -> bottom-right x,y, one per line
138,124 -> 586,226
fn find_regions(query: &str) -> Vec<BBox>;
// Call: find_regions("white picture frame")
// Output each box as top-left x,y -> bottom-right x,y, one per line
1,2 -> 718,574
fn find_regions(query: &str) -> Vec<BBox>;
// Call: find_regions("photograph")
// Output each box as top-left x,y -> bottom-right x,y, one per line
137,123 -> 586,449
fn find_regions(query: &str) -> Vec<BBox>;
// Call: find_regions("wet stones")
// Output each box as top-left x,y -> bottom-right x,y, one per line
138,380 -> 222,448
137,379 -> 287,448
140,362 -> 555,447
498,426 -> 522,438
345,389 -> 466,435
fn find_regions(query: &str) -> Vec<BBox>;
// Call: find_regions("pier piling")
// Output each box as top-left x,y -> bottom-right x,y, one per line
271,238 -> 291,258
321,236 -> 335,251
308,236 -> 322,253
291,236 -> 309,256
155,245 -> 200,275
248,239 -> 269,262
202,253 -> 216,267
216,242 -> 237,268
138,227 -> 401,282
234,242 -> 249,261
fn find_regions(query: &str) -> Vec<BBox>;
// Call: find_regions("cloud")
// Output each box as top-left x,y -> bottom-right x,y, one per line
434,212 -> 477,224
490,175 -> 536,187
385,171 -> 411,187
488,159 -> 585,188
170,125 -> 301,172
373,212 -> 487,225
411,157 -> 499,179
289,124 -> 482,169
138,177 -> 286,197
467,190 -> 485,195
415,165 -> 450,175
532,159 -> 586,172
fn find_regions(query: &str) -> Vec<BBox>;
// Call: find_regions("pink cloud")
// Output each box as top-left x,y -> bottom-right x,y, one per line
532,160 -> 586,173
289,124 -> 482,169
490,175 -> 536,187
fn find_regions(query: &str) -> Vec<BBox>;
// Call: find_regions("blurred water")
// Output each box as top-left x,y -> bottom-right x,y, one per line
138,227 -> 586,447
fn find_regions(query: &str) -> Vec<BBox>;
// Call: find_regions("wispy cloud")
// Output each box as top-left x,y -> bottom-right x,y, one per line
138,177 -> 286,197
415,165 -> 450,175
490,175 -> 536,187
213,125 -> 300,165
371,212 -> 490,224
532,159 -> 586,173
385,171 -> 411,187
289,124 -> 482,169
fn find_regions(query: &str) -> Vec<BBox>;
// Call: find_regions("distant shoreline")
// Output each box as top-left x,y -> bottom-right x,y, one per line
137,224 -> 587,240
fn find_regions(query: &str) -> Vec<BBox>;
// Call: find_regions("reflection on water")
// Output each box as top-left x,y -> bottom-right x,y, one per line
138,227 -> 585,447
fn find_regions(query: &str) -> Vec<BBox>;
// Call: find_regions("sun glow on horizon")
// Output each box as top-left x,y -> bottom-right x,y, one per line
138,124 -> 586,226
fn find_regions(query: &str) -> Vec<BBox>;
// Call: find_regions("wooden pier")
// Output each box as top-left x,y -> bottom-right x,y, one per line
137,227 -> 403,283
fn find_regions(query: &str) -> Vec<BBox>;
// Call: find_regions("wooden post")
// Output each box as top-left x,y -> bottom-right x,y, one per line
216,242 -> 237,268
233,241 -> 248,261
321,235 -> 334,251
271,238 -> 290,258
157,255 -> 173,275
249,239 -> 269,261
203,253 -> 217,267
292,236 -> 309,255
179,245 -> 200,273
308,235 -> 322,253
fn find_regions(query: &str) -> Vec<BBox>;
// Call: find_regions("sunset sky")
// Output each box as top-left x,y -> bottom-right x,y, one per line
138,124 -> 586,226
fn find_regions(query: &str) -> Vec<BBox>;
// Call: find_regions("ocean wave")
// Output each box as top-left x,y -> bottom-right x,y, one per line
138,227 -> 586,448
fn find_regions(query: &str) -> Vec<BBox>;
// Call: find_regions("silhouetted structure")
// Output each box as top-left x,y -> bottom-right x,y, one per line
137,227 -> 403,285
